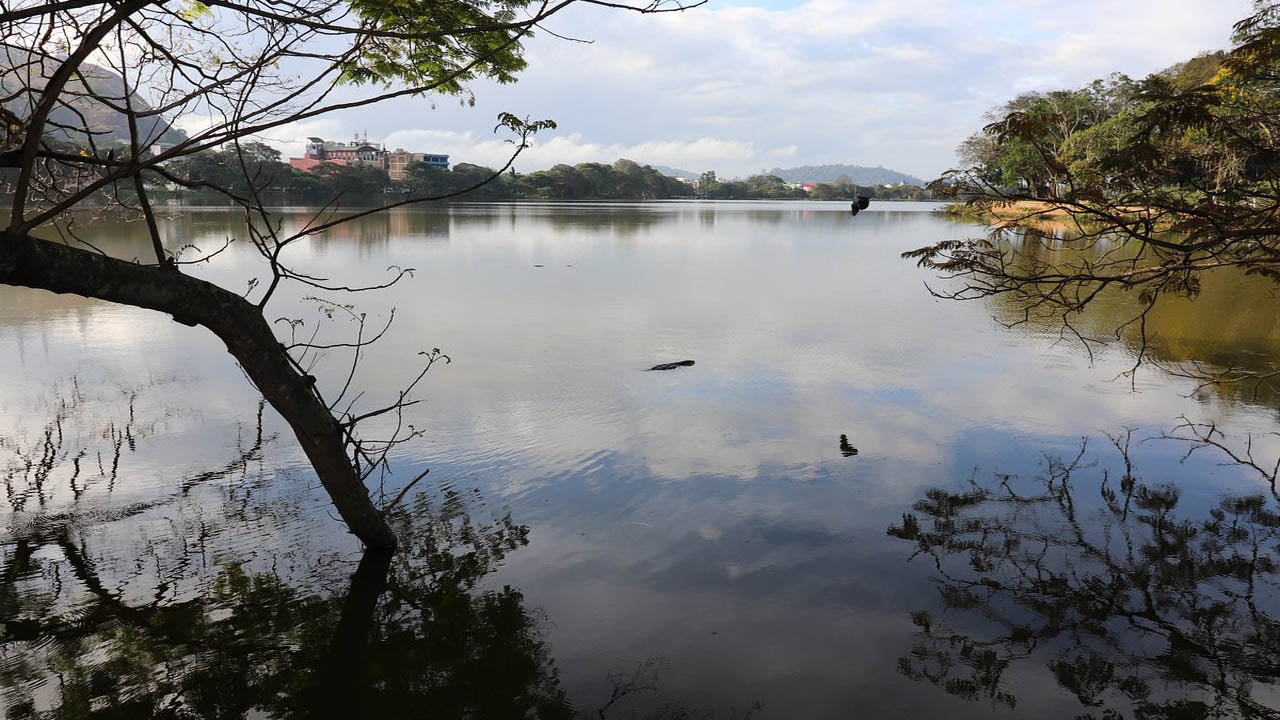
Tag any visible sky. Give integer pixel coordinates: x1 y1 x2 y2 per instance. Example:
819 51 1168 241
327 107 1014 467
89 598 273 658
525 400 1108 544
255 0 1257 181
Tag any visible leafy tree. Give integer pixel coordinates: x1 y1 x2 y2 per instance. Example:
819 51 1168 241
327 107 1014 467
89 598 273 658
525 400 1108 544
576 161 616 197
743 174 797 199
698 170 719 197
398 159 690 200
403 161 449 196
908 2 1280 393
1162 50 1230 89
162 142 291 193
308 162 392 195
807 182 854 200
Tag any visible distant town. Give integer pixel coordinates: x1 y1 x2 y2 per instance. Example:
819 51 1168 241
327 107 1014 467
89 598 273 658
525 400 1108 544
279 133 930 194
289 133 451 181
140 133 945 202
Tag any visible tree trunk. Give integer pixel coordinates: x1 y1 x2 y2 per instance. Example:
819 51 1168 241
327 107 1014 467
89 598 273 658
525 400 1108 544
0 230 398 550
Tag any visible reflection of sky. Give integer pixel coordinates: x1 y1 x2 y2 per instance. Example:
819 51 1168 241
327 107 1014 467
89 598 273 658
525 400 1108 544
171 200 1279 483
3 202 1279 716
482 429 1269 716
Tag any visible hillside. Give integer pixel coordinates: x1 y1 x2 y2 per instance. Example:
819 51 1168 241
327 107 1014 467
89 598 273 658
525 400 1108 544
1 49 187 149
1157 50 1227 89
649 164 699 180
768 164 924 186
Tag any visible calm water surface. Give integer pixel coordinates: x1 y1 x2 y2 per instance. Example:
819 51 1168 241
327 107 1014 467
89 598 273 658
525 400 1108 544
2 201 1279 718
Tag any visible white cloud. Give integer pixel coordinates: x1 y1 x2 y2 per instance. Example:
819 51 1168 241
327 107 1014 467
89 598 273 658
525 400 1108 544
236 0 1257 178
258 117 345 161
372 129 776 176
171 114 221 139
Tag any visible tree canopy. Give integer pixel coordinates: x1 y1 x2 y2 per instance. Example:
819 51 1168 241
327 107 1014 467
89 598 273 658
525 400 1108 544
910 1 1280 390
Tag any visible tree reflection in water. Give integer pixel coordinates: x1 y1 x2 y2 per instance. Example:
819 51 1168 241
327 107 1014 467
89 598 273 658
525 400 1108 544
888 430 1280 719
0 384 760 719
0 490 572 719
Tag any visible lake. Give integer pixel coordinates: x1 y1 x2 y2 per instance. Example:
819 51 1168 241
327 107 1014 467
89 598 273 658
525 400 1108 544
2 200 1278 718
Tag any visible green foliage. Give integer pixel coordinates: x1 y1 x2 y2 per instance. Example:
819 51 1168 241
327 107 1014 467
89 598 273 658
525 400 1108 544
951 34 1274 204
178 1 212 21
403 158 692 200
337 0 534 93
1160 51 1228 89
159 142 290 194
910 2 1280 359
960 76 1140 196
309 162 392 195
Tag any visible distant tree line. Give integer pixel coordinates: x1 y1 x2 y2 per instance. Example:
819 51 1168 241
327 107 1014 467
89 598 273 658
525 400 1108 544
693 170 941 201
154 147 945 201
954 51 1230 198
407 158 689 199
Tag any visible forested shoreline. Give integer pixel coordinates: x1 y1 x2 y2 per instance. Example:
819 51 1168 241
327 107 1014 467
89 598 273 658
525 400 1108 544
950 50 1234 202
152 147 943 202
911 4 1280 396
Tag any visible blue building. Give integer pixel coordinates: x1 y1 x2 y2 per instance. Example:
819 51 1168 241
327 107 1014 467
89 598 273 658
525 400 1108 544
386 150 450 180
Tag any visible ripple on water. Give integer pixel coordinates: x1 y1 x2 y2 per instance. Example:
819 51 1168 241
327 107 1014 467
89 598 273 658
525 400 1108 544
4 203 1280 718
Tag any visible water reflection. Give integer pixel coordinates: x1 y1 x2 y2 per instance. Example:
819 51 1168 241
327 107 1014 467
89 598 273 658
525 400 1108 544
1 376 271 514
0 492 571 719
957 225 1280 412
0 482 766 719
0 388 759 719
888 432 1280 717
0 386 562 717
7 202 1280 718
306 209 451 255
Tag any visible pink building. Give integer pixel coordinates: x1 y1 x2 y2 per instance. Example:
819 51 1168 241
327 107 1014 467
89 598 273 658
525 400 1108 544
290 134 448 179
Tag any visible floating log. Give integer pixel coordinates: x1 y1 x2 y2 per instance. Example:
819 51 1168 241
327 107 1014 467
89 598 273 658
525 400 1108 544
647 360 695 371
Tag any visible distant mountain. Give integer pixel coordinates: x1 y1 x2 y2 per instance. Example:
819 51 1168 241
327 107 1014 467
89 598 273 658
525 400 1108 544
1 49 187 149
768 164 924 186
649 164 699 181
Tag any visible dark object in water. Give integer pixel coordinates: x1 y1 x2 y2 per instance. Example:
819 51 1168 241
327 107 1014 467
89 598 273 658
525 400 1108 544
839 434 858 457
850 195 871 216
648 360 696 371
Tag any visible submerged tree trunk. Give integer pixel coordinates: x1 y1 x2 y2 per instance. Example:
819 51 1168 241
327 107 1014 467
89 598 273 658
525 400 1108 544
307 547 393 714
0 230 397 550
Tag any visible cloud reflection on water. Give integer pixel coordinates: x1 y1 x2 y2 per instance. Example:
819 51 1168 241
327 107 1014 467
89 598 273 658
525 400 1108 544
4 202 1280 717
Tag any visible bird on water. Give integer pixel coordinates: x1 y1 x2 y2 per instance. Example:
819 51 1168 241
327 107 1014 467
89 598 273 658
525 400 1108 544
839 434 858 457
